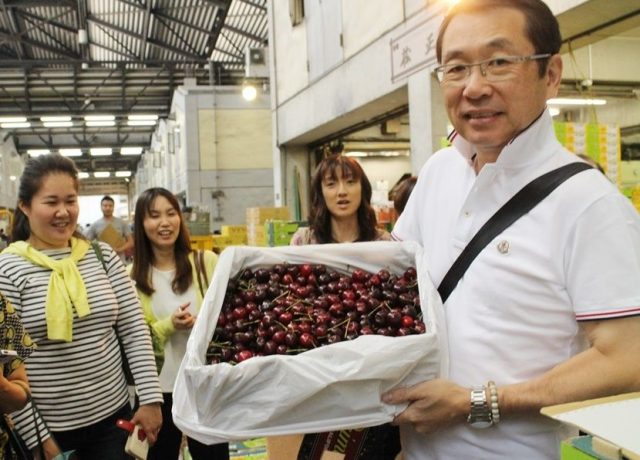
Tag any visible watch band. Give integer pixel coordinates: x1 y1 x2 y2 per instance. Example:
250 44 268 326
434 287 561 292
467 385 493 428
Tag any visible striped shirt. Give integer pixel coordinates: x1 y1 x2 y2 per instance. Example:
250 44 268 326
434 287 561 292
0 241 162 447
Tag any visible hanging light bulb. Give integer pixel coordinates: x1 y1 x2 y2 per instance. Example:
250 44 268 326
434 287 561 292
242 82 257 101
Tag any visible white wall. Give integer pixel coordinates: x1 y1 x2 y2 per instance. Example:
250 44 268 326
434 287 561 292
135 84 275 231
0 135 24 209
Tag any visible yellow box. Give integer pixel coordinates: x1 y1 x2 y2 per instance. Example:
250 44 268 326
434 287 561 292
221 225 247 244
190 235 214 251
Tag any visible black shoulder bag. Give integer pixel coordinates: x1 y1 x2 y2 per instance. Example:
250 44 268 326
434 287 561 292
91 241 135 385
437 162 592 304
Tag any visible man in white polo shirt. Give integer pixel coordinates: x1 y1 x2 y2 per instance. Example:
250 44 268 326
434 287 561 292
386 0 640 458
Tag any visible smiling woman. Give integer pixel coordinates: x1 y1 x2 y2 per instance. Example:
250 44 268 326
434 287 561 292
129 187 229 460
0 154 163 459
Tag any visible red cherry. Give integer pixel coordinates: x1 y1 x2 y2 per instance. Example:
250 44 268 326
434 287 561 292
272 330 286 344
299 332 315 348
299 264 313 277
236 350 254 362
401 315 415 328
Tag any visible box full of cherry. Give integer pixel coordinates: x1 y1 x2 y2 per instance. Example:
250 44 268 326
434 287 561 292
173 241 447 445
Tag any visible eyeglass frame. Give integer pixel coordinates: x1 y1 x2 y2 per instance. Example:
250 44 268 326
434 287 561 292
433 53 552 85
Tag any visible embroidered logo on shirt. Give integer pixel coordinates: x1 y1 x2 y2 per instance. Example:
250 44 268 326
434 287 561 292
497 240 510 254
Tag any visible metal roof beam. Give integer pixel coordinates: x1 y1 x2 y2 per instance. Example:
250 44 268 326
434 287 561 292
0 28 78 58
87 14 203 60
0 0 75 7
2 3 25 59
17 10 77 34
206 1 231 55
237 0 266 13
139 0 151 61
222 22 265 42
202 0 230 9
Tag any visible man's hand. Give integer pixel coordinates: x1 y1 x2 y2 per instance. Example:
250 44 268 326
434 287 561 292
382 379 469 434
130 403 162 445
171 303 195 330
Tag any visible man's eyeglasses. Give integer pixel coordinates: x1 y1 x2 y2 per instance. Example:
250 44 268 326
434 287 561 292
433 54 552 85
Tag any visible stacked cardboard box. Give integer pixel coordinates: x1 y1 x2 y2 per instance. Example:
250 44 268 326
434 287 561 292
245 207 290 246
264 220 306 246
184 211 211 236
211 235 234 253
221 225 248 244
190 235 214 251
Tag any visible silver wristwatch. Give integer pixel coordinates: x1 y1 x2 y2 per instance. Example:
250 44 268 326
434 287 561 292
467 386 493 428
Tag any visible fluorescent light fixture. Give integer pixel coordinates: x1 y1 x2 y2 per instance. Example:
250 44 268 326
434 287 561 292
9 175 17 181
86 121 115 127
93 171 111 178
60 148 83 157
127 120 156 126
84 115 115 121
40 116 71 122
0 116 27 123
547 98 606 106
115 171 132 177
90 148 112 156
1 122 31 128
43 121 73 128
78 172 90 179
242 84 257 101
549 107 561 117
27 149 50 156
128 114 158 121
121 147 143 155
345 151 409 158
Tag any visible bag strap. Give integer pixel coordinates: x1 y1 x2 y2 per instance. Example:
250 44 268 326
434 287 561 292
193 250 208 298
437 162 592 304
91 240 108 273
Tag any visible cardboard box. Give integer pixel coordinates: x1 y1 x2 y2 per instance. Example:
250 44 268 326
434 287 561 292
542 392 640 460
186 221 211 236
221 225 248 244
211 235 234 251
190 235 214 251
264 220 306 247
246 207 290 224
246 223 266 246
266 435 344 460
561 436 600 460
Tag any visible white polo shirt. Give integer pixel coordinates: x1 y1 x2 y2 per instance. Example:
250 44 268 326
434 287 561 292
392 110 640 459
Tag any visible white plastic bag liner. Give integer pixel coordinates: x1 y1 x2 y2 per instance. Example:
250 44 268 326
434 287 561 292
173 241 448 444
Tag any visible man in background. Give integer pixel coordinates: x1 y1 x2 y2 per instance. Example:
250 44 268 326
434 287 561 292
85 195 133 261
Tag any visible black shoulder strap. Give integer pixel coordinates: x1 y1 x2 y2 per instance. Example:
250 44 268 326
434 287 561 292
91 240 108 273
437 162 592 304
193 250 208 297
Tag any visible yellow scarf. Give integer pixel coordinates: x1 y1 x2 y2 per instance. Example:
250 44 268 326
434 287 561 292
4 237 91 342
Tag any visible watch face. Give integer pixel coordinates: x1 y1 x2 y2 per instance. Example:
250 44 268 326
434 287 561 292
470 419 493 429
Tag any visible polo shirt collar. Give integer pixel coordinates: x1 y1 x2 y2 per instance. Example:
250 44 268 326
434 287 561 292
450 108 558 169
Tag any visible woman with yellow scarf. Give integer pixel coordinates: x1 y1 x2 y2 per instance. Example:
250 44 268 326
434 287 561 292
0 154 162 459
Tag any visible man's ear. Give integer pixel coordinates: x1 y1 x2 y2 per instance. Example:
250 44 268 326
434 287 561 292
545 54 563 98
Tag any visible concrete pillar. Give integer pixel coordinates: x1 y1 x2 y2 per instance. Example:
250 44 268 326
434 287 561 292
408 68 448 174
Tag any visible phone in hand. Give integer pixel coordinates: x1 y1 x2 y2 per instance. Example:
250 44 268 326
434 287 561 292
0 349 18 364
116 419 149 460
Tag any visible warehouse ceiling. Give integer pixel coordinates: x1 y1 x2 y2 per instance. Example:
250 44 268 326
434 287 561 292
0 0 268 189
